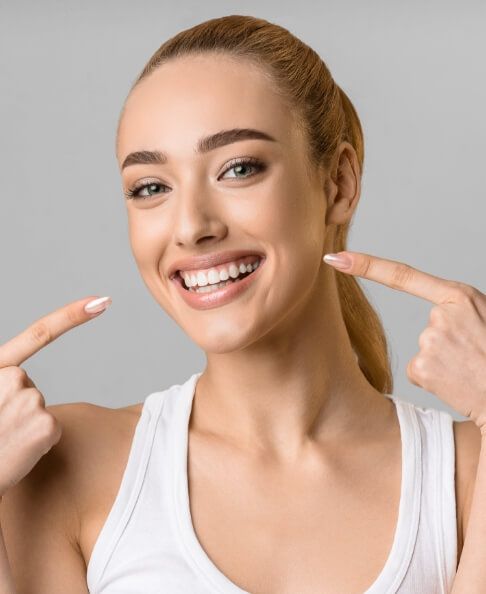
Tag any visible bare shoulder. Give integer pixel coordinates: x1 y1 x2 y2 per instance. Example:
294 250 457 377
1 397 143 592
47 401 143 563
452 419 482 563
46 400 141 458
44 400 142 507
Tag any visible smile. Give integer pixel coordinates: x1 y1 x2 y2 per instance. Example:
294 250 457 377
171 256 266 310
181 255 262 290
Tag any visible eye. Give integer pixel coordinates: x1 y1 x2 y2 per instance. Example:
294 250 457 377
124 180 169 201
219 157 266 180
124 157 266 201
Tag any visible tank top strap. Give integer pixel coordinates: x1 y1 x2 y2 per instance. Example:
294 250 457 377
86 377 458 594
86 387 169 589
432 407 458 589
364 396 422 593
390 398 458 593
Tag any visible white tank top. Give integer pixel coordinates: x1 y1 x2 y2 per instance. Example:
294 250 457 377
86 371 457 593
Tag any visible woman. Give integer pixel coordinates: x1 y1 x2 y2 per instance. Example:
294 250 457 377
1 14 484 594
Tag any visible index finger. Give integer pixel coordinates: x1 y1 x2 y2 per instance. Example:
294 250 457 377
326 251 459 304
0 296 111 369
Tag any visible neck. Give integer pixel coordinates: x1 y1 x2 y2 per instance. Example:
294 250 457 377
190 271 390 461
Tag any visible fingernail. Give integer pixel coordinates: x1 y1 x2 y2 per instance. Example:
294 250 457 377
323 252 352 269
84 296 112 314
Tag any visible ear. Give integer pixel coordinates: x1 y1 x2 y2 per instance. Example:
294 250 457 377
324 141 361 226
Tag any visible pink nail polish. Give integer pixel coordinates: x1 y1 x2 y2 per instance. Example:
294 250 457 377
84 296 112 314
323 253 352 269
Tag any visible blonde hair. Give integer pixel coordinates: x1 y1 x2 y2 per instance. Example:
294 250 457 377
121 14 394 394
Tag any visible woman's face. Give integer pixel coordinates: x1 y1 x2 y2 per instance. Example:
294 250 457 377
117 53 343 353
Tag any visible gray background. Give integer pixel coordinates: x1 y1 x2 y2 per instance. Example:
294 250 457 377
0 1 484 420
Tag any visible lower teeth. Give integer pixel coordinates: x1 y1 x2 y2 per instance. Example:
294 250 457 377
189 275 246 293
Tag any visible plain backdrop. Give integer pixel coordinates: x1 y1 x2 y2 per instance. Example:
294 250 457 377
0 0 484 420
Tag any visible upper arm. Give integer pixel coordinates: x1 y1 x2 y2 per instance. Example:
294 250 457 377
0 403 90 593
453 419 482 566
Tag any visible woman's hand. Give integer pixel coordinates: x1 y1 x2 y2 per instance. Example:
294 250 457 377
0 296 111 498
324 251 486 433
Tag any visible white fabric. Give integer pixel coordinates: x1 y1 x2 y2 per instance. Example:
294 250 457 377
87 371 457 593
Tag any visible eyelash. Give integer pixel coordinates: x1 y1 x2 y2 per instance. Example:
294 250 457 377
124 156 266 200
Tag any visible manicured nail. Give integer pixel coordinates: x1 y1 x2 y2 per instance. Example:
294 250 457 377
323 253 352 269
84 296 112 314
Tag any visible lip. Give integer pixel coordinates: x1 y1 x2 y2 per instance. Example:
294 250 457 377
167 249 266 280
171 256 266 310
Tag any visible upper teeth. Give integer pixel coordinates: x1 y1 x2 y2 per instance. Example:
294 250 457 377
181 257 262 288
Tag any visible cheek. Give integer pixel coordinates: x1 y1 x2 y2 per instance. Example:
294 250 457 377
262 179 324 261
127 213 169 269
259 185 325 305
264 164 322 231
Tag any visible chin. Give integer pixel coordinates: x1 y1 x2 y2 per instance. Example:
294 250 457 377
187 320 262 355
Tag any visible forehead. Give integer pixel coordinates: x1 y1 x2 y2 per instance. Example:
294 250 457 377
117 54 298 164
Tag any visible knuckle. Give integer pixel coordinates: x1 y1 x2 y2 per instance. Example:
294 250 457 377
10 365 28 382
29 320 52 347
418 327 441 351
29 389 46 409
429 305 446 326
451 282 478 303
406 359 419 384
408 356 427 380
19 388 45 410
5 366 28 389
38 411 58 438
390 263 415 290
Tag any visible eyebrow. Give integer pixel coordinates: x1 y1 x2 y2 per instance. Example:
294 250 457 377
120 128 277 171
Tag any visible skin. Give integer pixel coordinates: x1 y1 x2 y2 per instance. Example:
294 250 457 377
117 52 395 462
0 51 483 593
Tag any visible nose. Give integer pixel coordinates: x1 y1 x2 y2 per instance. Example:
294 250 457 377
172 182 228 249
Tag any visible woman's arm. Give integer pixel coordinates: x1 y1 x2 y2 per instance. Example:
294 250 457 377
0 404 90 594
451 428 486 593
